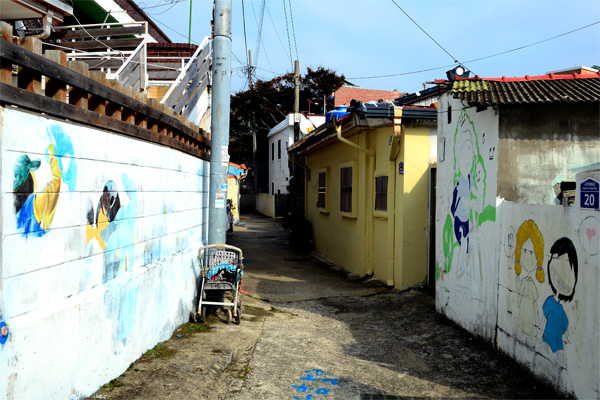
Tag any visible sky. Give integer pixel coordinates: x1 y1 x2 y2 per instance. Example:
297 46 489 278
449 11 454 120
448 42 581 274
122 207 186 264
140 0 600 97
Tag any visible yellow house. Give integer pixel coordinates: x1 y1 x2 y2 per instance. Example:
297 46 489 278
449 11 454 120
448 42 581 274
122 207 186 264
227 162 248 224
289 101 437 289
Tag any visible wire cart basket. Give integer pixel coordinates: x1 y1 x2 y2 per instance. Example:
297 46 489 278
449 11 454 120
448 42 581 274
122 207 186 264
194 244 244 324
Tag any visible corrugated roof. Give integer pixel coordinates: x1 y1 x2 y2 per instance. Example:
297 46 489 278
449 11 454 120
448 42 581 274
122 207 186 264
440 73 600 105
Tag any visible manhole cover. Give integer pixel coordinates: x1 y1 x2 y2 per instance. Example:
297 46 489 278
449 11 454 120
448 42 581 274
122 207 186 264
361 396 428 400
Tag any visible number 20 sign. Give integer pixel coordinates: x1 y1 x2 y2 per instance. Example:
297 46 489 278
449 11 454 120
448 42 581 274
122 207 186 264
580 178 599 210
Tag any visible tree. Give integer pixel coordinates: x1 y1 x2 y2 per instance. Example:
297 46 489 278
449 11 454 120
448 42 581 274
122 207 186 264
229 67 345 193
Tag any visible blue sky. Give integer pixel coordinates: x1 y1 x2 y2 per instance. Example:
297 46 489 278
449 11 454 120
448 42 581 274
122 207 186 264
142 0 600 96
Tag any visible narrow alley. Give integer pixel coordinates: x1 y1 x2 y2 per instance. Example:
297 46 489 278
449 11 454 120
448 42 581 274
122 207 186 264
87 214 567 400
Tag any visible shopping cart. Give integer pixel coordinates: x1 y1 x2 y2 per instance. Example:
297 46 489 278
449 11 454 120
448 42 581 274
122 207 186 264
194 244 243 324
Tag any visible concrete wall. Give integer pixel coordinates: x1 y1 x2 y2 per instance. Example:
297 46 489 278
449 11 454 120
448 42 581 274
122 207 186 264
497 201 599 399
435 94 500 340
255 193 275 218
436 92 600 397
497 103 600 205
0 107 208 399
268 130 291 195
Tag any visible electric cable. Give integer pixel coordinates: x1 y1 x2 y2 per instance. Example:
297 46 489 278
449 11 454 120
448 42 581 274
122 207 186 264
265 4 290 63
287 0 299 61
350 19 600 80
282 0 294 69
241 0 249 67
254 0 267 68
389 0 472 74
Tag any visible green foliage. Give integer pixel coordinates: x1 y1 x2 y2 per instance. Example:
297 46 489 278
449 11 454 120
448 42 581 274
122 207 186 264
229 67 345 191
141 342 177 360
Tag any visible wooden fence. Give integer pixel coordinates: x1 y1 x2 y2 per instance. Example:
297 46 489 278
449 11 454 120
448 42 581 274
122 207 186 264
0 22 210 160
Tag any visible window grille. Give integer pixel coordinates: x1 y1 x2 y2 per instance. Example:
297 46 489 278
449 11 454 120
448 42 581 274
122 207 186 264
317 171 327 208
340 166 353 213
375 176 388 211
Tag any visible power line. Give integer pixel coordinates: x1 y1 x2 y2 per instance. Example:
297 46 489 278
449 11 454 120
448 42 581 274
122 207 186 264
466 20 600 64
265 4 290 63
145 3 180 16
388 0 472 74
287 0 298 61
349 19 600 80
241 0 249 66
281 0 294 69
151 16 246 70
254 0 267 67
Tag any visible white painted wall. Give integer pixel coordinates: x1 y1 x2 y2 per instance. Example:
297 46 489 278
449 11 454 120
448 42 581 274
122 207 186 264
497 201 599 399
435 94 500 340
267 114 325 195
436 92 600 398
255 193 275 218
0 107 208 399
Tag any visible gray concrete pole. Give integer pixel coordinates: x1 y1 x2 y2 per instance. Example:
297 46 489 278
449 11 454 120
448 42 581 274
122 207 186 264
208 0 232 245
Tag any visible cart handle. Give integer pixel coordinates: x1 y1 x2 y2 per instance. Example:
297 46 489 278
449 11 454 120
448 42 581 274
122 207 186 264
197 243 244 260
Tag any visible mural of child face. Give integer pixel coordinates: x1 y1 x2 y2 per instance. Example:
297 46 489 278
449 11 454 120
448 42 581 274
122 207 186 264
549 254 575 298
520 238 537 274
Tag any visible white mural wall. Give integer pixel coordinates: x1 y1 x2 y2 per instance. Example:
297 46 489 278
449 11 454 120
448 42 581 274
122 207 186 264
0 107 208 399
436 93 600 398
435 95 499 340
497 203 599 399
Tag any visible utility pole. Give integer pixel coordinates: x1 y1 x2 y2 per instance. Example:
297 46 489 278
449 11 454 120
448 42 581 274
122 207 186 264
293 60 300 141
249 50 258 197
188 0 193 44
208 0 232 245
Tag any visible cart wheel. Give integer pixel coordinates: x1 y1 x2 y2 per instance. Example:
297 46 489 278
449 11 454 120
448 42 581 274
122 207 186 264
199 306 206 323
192 307 198 323
227 309 232 324
234 310 241 325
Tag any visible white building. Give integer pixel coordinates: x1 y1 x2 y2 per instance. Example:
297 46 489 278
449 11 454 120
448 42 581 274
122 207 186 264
267 113 325 195
256 113 325 218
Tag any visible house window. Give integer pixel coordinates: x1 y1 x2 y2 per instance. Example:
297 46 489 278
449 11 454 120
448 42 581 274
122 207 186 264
271 143 274 161
340 166 353 213
278 139 281 159
317 170 327 210
375 176 388 211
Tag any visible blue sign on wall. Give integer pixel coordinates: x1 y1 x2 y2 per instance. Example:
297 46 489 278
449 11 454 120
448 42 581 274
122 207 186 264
399 162 404 175
580 178 599 210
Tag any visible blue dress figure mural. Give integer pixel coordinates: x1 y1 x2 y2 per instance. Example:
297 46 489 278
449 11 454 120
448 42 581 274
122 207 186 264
542 237 578 353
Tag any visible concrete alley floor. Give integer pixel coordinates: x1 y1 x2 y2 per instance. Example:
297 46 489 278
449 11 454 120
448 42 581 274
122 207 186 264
86 213 568 400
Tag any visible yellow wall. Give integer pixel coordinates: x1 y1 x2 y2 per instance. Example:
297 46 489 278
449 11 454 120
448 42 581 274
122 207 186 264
304 123 434 289
306 134 368 276
227 177 240 221
398 126 434 288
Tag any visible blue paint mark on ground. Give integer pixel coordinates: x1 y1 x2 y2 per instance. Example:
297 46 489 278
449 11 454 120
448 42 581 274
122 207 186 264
292 369 338 399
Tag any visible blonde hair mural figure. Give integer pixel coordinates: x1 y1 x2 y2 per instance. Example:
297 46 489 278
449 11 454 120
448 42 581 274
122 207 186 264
514 219 545 345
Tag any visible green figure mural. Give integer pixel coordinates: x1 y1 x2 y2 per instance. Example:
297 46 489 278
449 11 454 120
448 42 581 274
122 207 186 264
439 109 496 282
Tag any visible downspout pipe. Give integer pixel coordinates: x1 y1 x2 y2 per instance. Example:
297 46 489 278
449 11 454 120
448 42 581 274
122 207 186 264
333 119 371 156
333 119 375 276
387 107 403 287
32 10 53 39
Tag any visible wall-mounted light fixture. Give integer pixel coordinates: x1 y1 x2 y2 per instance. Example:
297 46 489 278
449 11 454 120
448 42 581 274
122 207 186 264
446 66 471 81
